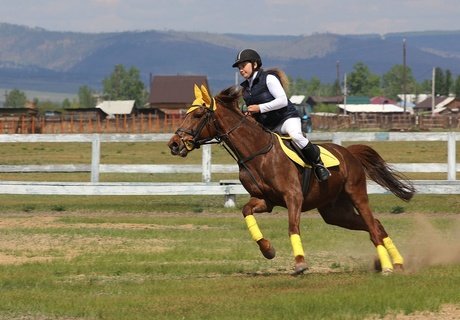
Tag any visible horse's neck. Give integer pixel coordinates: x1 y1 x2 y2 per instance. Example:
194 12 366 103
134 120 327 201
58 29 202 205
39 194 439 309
216 108 271 158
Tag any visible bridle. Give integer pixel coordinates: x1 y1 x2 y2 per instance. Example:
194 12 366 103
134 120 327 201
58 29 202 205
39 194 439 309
175 105 219 151
175 102 274 164
174 101 274 193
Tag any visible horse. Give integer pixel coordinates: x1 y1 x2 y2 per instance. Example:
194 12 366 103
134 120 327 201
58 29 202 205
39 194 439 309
168 84 415 275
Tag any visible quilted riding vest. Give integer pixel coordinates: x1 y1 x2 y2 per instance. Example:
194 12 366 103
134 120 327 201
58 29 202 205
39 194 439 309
241 69 299 130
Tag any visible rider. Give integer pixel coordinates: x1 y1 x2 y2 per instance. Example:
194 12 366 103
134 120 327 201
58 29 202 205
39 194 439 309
232 48 330 182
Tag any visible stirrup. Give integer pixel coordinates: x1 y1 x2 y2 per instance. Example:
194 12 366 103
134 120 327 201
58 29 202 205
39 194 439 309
314 163 330 182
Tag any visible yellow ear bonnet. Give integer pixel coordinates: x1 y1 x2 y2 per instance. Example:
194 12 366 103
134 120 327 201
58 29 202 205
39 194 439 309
187 84 216 114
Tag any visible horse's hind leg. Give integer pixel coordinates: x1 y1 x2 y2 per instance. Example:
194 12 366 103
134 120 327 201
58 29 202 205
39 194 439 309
242 197 276 259
345 187 404 274
319 192 402 274
375 220 404 271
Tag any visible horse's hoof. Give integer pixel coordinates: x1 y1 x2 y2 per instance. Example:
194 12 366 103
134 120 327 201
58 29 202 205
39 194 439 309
393 263 404 273
381 268 393 276
291 262 308 276
261 244 276 260
257 239 276 259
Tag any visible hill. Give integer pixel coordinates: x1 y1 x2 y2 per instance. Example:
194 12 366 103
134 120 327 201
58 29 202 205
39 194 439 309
1 23 460 95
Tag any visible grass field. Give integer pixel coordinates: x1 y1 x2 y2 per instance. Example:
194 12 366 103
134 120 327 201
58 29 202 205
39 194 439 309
0 139 459 319
0 212 458 319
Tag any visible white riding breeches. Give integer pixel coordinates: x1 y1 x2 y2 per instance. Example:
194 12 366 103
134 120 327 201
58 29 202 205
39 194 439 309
275 117 309 149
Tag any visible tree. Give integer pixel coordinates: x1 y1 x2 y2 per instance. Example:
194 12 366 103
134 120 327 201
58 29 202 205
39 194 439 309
382 64 417 100
306 76 322 96
347 62 381 96
434 67 445 96
444 69 453 96
4 88 27 107
102 64 146 106
78 85 97 108
454 75 460 96
62 98 72 109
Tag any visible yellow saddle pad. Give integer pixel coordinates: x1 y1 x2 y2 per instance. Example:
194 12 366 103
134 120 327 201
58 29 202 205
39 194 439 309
274 133 340 168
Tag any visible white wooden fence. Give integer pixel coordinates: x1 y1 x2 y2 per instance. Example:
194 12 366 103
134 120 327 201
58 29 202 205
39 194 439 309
0 133 459 207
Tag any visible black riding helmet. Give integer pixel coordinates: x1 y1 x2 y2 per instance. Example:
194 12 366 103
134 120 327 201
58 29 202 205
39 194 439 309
232 49 262 68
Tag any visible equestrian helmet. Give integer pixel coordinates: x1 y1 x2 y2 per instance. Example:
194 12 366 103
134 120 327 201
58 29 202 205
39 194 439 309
232 49 262 68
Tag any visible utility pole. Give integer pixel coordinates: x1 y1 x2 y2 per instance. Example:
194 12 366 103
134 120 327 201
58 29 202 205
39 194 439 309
343 73 347 115
336 60 340 96
403 38 407 113
432 67 436 114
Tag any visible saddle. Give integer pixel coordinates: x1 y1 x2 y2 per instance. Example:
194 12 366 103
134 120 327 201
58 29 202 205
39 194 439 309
274 133 340 194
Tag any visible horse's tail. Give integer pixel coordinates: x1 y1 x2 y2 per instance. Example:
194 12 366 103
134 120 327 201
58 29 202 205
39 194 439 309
347 144 416 201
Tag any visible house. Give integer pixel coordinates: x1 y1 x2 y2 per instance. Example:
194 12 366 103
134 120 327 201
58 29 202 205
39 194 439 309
290 95 311 115
370 96 397 105
398 94 430 105
412 96 455 114
96 100 136 119
64 107 105 120
345 96 370 104
305 96 344 108
337 104 405 114
148 75 209 117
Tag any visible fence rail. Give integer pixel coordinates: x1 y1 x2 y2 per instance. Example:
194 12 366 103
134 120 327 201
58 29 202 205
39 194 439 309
0 132 459 206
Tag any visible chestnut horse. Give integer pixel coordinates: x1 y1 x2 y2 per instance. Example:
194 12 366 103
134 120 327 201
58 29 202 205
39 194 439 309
168 85 415 275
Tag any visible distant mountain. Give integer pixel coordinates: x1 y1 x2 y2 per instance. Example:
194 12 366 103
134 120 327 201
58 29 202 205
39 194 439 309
1 23 460 95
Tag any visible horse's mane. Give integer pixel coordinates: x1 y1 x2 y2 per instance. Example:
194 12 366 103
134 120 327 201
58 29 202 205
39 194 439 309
215 85 269 131
215 85 242 106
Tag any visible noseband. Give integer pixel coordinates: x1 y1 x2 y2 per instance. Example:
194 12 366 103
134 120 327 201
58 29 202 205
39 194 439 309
175 105 221 150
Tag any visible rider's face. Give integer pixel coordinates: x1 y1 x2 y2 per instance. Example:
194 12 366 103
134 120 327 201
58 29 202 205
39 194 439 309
237 61 254 79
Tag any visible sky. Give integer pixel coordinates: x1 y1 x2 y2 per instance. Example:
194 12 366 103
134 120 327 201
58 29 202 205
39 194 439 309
1 0 459 36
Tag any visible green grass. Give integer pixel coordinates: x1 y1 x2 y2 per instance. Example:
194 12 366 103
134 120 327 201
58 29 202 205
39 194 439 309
0 213 458 319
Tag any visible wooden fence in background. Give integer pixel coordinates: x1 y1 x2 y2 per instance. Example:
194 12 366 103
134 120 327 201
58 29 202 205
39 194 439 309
1 113 460 134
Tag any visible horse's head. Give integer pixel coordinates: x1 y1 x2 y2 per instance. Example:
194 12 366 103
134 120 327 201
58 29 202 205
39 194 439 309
168 84 220 157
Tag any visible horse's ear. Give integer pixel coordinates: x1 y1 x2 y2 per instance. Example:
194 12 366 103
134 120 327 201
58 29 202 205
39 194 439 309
194 84 202 100
200 85 212 106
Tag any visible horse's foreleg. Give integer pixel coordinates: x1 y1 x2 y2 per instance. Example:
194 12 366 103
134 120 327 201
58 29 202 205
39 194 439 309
287 200 307 275
242 198 276 259
290 233 307 275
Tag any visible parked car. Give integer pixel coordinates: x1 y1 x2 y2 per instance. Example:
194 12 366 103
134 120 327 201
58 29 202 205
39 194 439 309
301 113 313 133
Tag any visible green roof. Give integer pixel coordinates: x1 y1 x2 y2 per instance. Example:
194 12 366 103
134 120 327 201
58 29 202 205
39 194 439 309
346 96 370 104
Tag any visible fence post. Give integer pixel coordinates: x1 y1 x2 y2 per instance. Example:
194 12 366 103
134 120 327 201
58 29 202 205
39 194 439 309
447 132 456 181
332 133 342 145
91 134 101 183
202 144 211 183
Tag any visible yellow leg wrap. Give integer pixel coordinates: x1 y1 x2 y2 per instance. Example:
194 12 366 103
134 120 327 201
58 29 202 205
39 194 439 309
377 245 393 271
245 215 263 242
290 234 305 257
383 237 404 265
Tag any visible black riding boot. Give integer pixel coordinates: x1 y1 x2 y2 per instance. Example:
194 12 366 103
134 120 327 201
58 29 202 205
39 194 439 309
301 142 330 182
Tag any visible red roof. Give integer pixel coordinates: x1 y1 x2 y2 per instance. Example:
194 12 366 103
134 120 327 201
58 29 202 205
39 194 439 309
149 75 209 105
370 96 397 105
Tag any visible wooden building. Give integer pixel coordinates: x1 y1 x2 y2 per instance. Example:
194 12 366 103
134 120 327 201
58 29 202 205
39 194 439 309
148 75 209 117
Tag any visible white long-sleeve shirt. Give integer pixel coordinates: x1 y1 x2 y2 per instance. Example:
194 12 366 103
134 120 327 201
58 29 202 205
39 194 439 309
249 71 288 113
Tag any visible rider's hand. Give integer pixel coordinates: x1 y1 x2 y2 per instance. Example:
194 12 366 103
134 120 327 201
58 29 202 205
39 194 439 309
246 105 260 114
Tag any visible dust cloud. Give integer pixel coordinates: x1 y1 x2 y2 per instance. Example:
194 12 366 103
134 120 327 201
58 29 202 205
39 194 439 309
404 214 460 273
